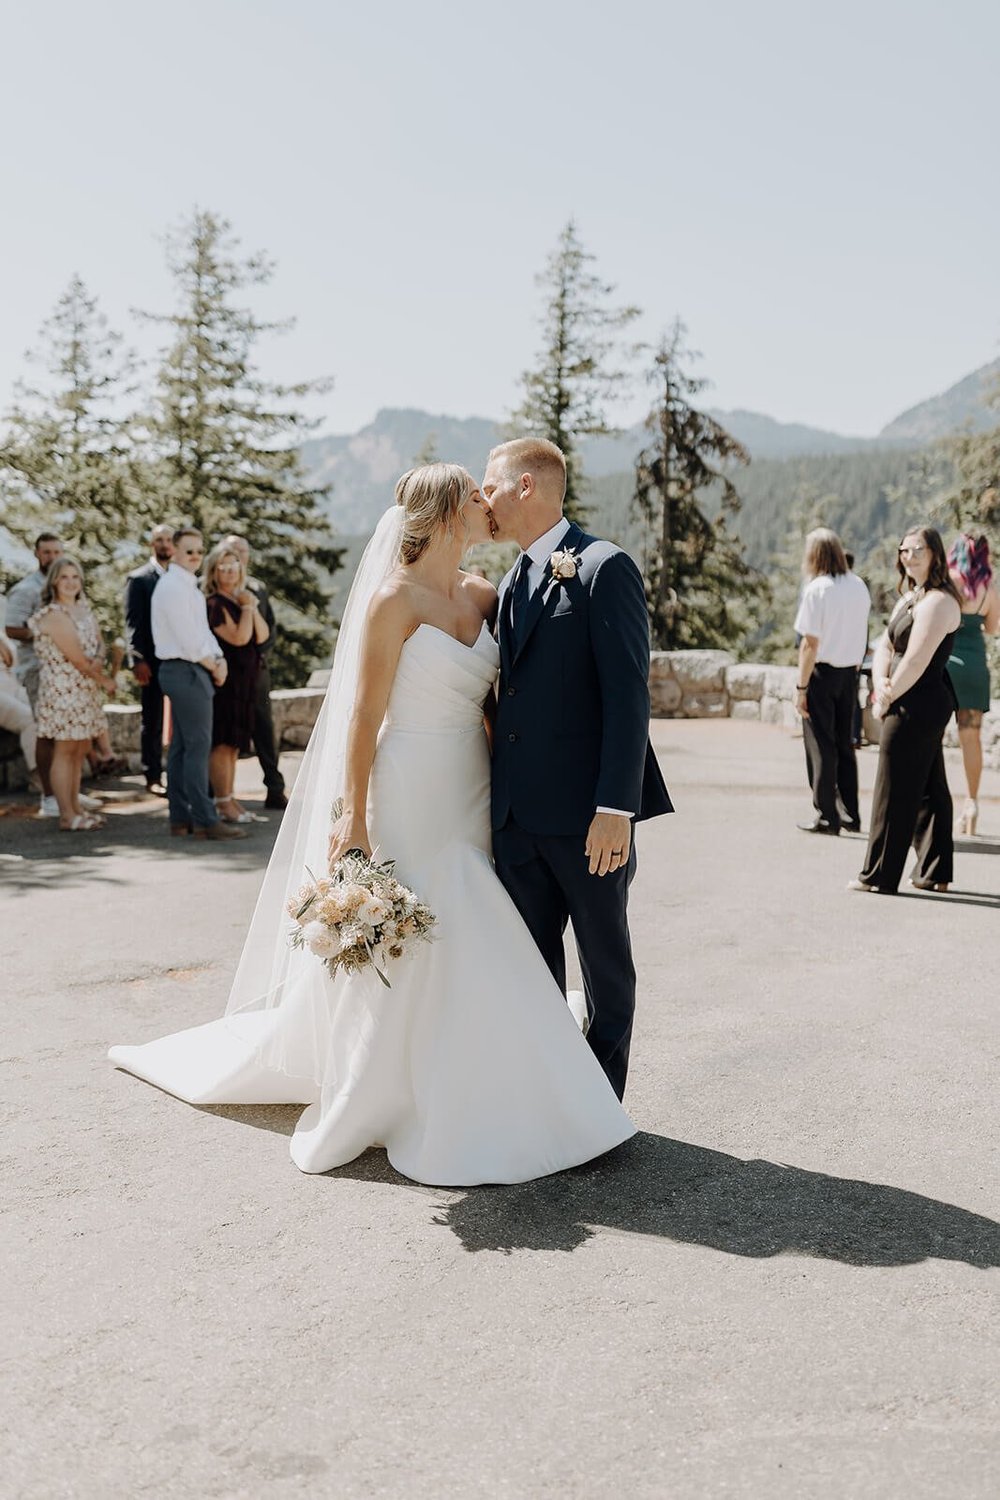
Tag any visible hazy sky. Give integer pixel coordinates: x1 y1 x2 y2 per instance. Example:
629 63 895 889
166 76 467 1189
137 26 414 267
2 0 997 438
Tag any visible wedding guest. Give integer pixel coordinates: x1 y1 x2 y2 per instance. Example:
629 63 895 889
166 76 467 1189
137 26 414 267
204 542 269 823
946 532 999 835
29 557 116 832
124 523 175 794
794 528 871 834
5 533 64 816
151 528 247 842
222 534 286 810
0 633 37 783
849 526 961 894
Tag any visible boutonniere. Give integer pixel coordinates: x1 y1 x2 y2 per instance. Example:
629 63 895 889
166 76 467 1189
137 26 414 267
549 548 580 581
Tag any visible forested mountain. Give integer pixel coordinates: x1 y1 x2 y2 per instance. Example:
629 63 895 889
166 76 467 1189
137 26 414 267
879 360 1000 443
305 359 996 549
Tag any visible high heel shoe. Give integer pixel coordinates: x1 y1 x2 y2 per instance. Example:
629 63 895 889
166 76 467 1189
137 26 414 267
909 877 950 892
955 799 978 836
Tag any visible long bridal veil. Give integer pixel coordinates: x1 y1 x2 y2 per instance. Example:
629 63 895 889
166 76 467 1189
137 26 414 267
220 505 405 1069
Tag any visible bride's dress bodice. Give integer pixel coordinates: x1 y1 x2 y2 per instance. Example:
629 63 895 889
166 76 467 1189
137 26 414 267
371 623 499 872
384 622 498 732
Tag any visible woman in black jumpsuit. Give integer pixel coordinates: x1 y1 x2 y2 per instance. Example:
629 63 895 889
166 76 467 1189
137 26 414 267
850 527 961 895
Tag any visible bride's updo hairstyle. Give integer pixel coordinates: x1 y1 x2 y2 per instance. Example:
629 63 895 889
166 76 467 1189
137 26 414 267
395 463 475 565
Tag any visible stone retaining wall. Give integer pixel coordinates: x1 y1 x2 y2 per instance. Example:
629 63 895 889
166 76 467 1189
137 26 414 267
3 653 998 790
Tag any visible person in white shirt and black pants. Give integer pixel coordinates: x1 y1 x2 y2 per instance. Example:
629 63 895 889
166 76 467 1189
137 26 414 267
794 528 871 835
151 528 247 842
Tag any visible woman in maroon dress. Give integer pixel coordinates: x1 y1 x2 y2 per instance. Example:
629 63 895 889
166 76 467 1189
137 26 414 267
204 544 269 822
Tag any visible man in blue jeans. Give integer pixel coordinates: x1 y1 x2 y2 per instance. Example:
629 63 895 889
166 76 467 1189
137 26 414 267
151 528 248 842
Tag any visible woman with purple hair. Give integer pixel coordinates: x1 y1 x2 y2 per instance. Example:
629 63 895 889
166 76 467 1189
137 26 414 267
947 532 999 835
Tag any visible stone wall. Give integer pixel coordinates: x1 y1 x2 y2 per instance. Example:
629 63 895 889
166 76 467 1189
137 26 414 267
3 653 998 789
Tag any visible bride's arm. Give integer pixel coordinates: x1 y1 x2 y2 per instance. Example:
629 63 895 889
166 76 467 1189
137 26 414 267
328 588 413 868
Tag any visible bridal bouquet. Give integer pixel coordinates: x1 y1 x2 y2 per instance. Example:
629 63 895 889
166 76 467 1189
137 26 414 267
286 849 436 988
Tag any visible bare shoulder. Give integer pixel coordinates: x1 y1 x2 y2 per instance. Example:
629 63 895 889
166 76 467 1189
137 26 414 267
366 576 420 638
460 570 499 623
921 589 961 626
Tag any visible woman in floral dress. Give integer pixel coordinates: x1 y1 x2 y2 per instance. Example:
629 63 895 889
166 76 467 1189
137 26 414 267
30 557 117 832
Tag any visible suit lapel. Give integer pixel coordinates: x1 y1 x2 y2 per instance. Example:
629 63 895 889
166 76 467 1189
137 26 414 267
511 523 585 666
498 565 517 665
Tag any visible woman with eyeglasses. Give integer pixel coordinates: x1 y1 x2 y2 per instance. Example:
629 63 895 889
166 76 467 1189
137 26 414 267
849 526 961 894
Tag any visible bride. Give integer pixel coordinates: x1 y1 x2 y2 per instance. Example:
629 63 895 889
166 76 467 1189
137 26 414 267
110 464 635 1184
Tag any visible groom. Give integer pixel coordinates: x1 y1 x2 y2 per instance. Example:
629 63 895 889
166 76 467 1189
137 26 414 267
482 438 672 1100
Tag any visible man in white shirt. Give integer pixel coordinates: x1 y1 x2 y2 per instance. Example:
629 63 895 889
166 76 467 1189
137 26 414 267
152 528 246 842
793 528 871 835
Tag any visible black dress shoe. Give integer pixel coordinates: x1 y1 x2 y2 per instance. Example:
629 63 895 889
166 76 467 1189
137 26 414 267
797 819 840 835
264 791 288 810
842 820 862 834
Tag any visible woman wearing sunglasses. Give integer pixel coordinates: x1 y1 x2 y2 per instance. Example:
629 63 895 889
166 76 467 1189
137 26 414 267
849 526 961 894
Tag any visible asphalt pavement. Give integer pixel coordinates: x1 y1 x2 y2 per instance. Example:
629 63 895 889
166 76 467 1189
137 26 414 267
2 722 998 1499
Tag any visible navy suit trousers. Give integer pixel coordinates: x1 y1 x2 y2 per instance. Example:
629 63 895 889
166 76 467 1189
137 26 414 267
493 822 637 1101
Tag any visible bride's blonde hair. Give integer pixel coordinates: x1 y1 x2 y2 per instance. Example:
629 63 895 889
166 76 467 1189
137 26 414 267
395 463 475 565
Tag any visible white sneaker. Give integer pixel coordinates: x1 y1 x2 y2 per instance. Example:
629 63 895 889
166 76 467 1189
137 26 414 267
79 793 103 812
38 795 60 818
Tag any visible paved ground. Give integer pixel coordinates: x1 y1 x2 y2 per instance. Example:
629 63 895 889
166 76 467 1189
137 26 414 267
3 723 999 1500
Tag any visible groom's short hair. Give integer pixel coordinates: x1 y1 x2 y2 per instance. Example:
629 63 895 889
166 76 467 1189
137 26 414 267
489 438 567 501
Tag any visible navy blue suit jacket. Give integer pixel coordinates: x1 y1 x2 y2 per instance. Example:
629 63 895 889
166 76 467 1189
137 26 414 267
124 560 162 667
491 522 673 836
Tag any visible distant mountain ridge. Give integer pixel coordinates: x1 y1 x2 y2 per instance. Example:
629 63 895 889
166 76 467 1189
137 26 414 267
878 360 1000 442
304 360 998 534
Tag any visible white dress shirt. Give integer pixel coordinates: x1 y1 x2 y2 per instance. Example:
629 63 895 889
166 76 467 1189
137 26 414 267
151 565 224 663
794 572 871 666
517 518 633 821
522 517 572 594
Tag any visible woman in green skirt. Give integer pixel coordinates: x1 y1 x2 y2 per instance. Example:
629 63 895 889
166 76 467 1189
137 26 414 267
946 533 999 834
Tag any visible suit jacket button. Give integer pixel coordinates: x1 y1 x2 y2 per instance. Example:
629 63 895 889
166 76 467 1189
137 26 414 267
507 732 517 743
506 686 516 696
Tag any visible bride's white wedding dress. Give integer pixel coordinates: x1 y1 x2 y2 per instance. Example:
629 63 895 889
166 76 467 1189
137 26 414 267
109 618 635 1184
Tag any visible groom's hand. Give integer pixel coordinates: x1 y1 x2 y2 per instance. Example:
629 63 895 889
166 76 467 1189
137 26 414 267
585 813 632 877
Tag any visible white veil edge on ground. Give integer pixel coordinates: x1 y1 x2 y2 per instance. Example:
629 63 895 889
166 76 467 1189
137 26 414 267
223 504 405 1022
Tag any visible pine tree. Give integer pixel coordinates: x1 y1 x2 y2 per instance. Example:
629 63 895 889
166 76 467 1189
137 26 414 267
0 276 149 633
633 322 762 651
512 220 639 522
137 209 343 685
943 373 1000 528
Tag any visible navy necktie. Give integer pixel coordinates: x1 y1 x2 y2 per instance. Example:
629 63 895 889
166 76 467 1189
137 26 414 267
509 552 532 647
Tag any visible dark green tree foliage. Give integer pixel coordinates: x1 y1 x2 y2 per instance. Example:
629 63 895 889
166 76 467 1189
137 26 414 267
944 373 1000 529
138 210 343 684
512 220 639 522
0 276 149 633
633 323 762 650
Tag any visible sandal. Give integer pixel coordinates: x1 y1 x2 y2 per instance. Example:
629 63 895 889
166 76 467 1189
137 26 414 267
215 797 253 824
60 814 102 832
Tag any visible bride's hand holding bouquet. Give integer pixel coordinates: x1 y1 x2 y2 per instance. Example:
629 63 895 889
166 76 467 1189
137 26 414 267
328 805 372 869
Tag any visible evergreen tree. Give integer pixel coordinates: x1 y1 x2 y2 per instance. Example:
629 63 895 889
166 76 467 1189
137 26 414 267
633 322 762 651
512 220 639 522
137 209 343 684
412 432 439 466
0 276 148 632
943 373 1000 529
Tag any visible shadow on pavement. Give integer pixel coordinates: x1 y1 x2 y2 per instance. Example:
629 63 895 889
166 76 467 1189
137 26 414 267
426 1133 1000 1266
954 835 1000 856
0 793 280 893
200 1118 1000 1269
896 889 1000 909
